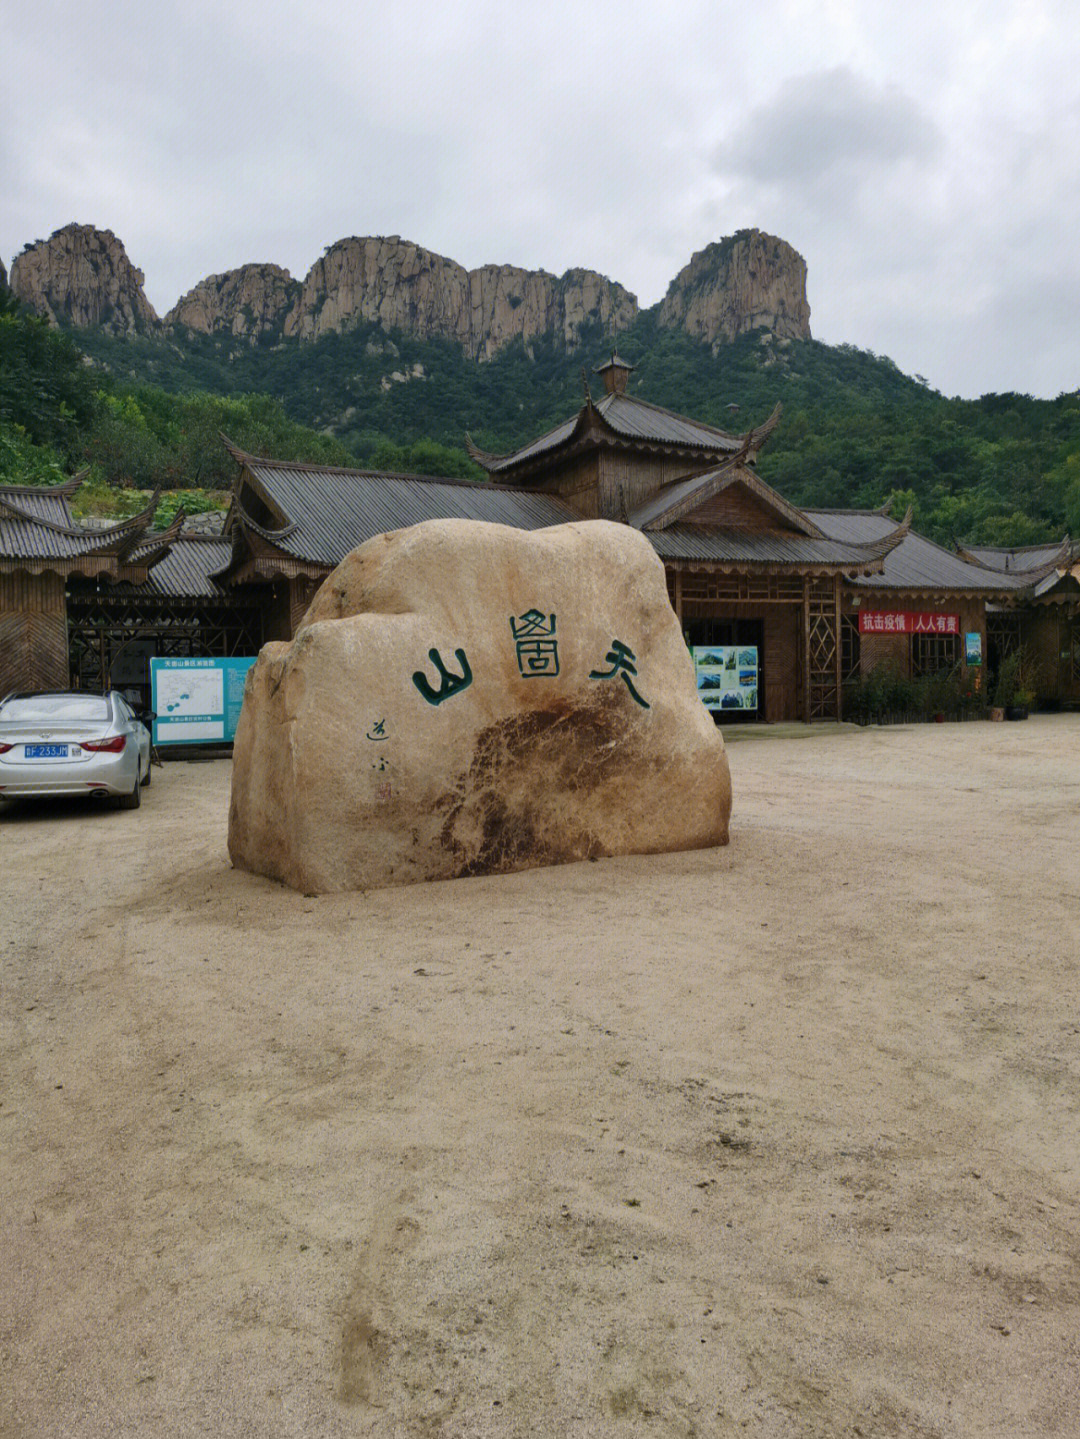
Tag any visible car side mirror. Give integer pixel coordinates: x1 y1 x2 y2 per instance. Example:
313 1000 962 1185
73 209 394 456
140 710 157 724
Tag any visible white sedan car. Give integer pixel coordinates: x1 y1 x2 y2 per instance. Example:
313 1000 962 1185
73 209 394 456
0 690 152 809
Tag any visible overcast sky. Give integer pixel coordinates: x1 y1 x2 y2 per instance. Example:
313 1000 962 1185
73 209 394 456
3 0 1078 399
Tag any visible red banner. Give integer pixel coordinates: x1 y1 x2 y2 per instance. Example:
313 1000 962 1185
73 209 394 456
858 611 959 635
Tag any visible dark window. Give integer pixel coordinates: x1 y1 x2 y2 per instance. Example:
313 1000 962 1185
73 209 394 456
911 634 959 677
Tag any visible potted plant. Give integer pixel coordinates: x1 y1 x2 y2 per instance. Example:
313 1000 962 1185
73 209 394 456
993 649 1036 720
992 651 1020 720
1009 685 1035 721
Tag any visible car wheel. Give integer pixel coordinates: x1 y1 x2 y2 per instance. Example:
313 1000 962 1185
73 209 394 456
117 771 141 810
142 755 152 787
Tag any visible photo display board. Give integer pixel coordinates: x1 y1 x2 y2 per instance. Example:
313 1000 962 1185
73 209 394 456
151 657 257 744
691 645 758 713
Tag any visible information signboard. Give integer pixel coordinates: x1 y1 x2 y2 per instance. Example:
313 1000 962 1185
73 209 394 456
691 645 758 713
150 656 257 745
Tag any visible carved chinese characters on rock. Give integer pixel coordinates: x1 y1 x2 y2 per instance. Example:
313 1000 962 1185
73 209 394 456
589 639 650 708
412 647 473 705
510 609 559 677
410 613 651 706
229 518 732 892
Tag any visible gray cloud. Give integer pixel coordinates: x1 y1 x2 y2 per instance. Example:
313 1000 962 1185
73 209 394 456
2 1 1078 398
715 68 941 186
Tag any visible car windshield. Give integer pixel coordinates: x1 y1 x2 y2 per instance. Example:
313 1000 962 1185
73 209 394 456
0 694 111 722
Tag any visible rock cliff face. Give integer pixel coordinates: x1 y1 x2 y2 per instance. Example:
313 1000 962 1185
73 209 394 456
281 237 638 358
657 230 810 346
8 224 811 353
165 264 300 339
0 256 7 291
9 225 158 334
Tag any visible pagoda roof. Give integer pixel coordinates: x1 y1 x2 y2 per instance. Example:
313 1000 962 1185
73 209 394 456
953 537 1080 597
466 394 780 479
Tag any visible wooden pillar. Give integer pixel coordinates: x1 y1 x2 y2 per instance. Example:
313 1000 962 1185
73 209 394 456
802 576 812 723
834 576 843 722
674 568 684 629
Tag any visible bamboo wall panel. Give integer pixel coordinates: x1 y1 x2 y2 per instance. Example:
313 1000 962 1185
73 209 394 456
1025 609 1078 700
542 454 601 518
845 596 989 686
598 452 700 518
0 572 67 695
289 577 321 634
763 607 799 721
682 486 782 531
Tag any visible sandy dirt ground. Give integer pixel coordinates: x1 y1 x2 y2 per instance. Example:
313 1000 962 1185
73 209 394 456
2 716 1079 1438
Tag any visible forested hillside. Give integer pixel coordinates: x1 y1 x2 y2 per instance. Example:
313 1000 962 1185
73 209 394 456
3 282 1078 545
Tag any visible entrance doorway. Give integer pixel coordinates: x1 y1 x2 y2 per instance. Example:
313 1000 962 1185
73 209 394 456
683 616 765 724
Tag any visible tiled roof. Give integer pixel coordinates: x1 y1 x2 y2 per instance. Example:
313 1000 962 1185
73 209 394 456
237 458 579 567
807 510 1032 593
645 524 898 570
630 460 822 537
0 484 155 562
962 540 1069 574
473 391 746 475
145 536 234 598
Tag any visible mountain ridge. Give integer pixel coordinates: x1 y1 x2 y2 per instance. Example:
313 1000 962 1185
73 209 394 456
9 223 812 358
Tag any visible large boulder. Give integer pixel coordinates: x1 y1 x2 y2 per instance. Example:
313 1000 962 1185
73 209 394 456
228 519 731 892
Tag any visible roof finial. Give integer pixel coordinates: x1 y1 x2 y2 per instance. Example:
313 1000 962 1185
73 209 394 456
593 352 635 397
581 367 594 406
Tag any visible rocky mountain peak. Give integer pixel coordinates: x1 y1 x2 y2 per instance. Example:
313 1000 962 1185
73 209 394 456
6 223 811 355
165 264 300 340
657 229 811 346
9 224 159 334
279 237 638 359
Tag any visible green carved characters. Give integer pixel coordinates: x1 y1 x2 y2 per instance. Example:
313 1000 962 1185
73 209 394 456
410 618 649 709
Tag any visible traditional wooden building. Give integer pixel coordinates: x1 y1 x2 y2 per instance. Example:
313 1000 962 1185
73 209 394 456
0 477 261 703
956 539 1080 703
464 355 1032 719
0 358 1062 720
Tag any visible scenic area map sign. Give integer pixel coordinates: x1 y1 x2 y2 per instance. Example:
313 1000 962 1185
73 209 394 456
150 656 257 745
691 645 758 713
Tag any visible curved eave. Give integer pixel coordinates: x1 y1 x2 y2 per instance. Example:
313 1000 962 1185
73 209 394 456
0 485 160 552
467 397 776 482
0 469 89 503
477 430 753 487
665 557 885 578
955 537 1071 580
741 401 783 455
465 404 595 475
127 509 186 567
862 507 913 562
234 506 300 545
211 524 324 586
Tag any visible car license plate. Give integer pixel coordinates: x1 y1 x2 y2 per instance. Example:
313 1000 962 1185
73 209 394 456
25 744 68 758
